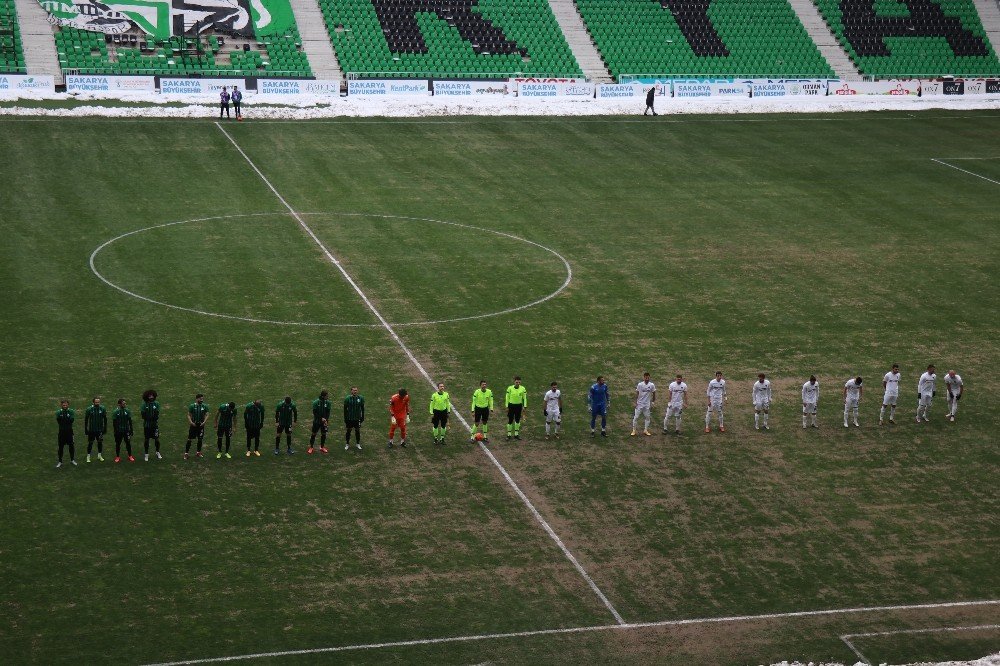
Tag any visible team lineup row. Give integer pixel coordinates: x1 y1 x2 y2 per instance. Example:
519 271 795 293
50 367 965 467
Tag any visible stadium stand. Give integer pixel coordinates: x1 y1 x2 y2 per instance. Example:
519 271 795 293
320 0 582 78
0 0 26 73
813 0 1000 77
54 27 312 77
574 0 836 80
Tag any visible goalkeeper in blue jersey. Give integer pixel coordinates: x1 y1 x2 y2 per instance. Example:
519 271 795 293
588 376 610 437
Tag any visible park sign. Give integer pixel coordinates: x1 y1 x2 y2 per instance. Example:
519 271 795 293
37 0 295 40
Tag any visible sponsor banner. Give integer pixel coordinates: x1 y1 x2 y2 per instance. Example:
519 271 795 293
511 76 582 87
348 79 430 96
920 80 965 96
432 80 510 97
987 80 1000 94
66 74 156 92
0 74 56 93
828 80 919 96
257 79 341 97
160 77 247 95
518 81 595 98
673 82 749 98
596 83 643 99
38 0 296 41
748 80 826 97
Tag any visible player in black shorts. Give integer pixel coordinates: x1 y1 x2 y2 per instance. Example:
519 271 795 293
184 393 210 459
140 389 162 461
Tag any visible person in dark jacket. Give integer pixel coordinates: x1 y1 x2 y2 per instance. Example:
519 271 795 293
231 86 243 120
644 87 657 116
220 86 231 119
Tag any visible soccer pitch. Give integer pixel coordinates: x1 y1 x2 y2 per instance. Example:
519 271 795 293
0 111 998 665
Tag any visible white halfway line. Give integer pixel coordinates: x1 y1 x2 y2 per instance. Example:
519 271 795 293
840 623 1000 665
143 599 1000 665
931 158 1000 186
214 122 624 626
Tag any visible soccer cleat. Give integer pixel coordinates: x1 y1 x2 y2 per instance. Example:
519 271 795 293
70 460 77 466
878 420 883 426
86 455 91 463
601 430 607 437
704 426 710 433
763 425 769 431
803 424 807 429
889 419 895 425
630 429 636 437
254 450 261 457
387 440 394 449
246 450 252 457
844 423 849 428
812 424 819 429
196 451 203 458
183 452 189 460
97 454 104 462
307 447 314 455
675 429 680 435
400 439 407 447
591 430 596 438
216 452 222 459
514 435 521 441
755 426 760 431
356 442 362 450
506 435 511 441
274 448 281 455
56 462 62 468
287 448 295 455
345 443 350 450
114 456 121 463
156 451 162 459
643 430 651 436
144 453 149 462
224 452 232 459
853 421 860 427
320 447 328 454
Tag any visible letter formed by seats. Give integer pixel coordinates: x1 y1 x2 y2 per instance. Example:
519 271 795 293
838 0 989 57
658 0 729 57
371 0 528 57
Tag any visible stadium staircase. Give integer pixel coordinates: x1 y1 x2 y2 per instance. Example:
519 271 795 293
812 0 1000 78
788 0 862 78
11 0 58 79
318 0 583 78
53 27 313 77
973 0 1000 55
289 0 344 79
546 0 612 81
574 0 836 81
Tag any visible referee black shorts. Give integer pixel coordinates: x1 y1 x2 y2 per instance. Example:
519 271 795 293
431 409 449 428
507 404 523 423
474 406 490 423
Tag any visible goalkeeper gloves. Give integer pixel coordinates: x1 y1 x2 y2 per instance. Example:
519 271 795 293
406 415 410 424
956 394 961 401
391 416 397 425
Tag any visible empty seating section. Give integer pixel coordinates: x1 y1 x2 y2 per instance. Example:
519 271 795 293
320 0 581 77
54 27 312 77
575 0 835 80
813 0 1000 77
0 0 25 73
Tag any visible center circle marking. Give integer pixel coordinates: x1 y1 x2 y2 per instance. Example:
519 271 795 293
89 212 572 328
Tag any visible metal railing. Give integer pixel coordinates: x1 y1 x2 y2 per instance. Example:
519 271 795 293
346 70 583 80
62 68 312 78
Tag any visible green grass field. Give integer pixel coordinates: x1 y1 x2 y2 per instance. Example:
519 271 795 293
0 111 998 665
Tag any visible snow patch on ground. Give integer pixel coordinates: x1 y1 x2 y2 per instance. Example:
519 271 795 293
1 91 1000 118
766 653 1000 666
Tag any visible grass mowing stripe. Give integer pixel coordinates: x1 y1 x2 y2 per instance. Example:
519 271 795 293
930 158 1000 186
142 599 1000 665
214 122 626 626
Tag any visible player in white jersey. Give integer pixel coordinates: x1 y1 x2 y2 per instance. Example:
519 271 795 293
916 364 936 422
705 371 727 432
801 376 819 428
879 364 901 425
542 382 563 439
631 373 656 436
944 370 964 422
752 373 772 430
662 374 688 434
843 376 863 427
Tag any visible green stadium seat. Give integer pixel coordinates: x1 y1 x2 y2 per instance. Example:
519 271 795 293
0 0 27 74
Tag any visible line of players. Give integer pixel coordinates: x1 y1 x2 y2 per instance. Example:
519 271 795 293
51 366 965 467
628 365 964 436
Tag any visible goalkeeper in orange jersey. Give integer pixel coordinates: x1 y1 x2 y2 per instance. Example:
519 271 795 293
387 388 410 449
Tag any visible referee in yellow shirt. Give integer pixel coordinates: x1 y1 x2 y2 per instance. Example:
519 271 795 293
471 380 494 442
505 376 527 440
429 382 452 445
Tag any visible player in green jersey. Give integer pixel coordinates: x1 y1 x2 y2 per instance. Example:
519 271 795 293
184 393 210 459
214 402 238 459
505 376 528 440
343 386 365 451
244 399 265 456
112 398 135 462
84 396 108 463
275 396 297 454
140 389 162 461
308 390 332 455
429 383 452 445
470 380 494 442
55 399 77 468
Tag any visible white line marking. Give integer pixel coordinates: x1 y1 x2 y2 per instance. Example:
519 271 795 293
931 158 1000 185
840 623 1000 665
214 122 622 625
142 599 1000 665
932 156 1000 160
89 212 572 328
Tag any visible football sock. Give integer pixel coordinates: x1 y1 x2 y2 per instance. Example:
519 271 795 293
890 406 895 419
514 422 521 435
506 423 513 435
545 422 551 434
762 413 768 427
705 409 711 426
675 414 682 429
185 440 192 453
482 424 488 435
802 415 807 427
754 413 759 428
554 423 560 434
154 439 160 452
217 438 223 452
285 435 292 447
880 406 886 421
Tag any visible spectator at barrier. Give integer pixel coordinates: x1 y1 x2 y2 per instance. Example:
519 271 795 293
231 86 242 120
644 87 657 116
220 86 231 119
